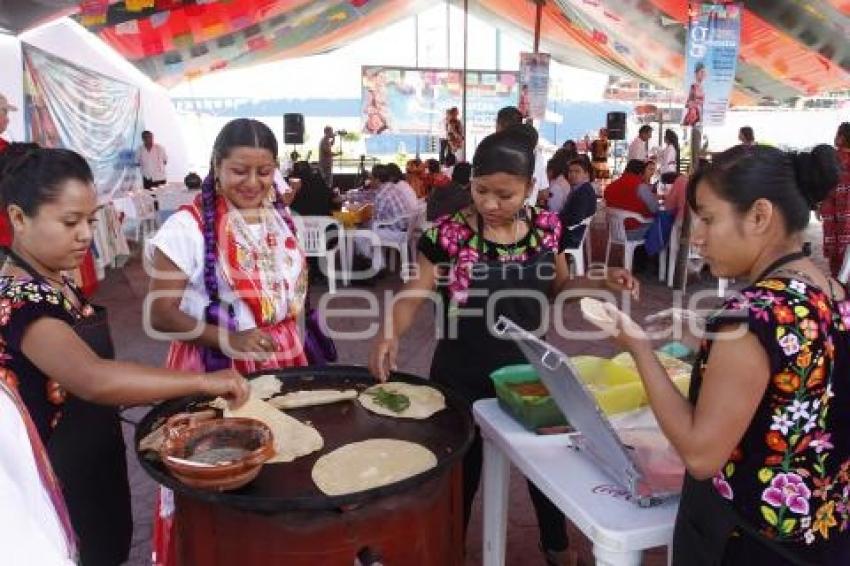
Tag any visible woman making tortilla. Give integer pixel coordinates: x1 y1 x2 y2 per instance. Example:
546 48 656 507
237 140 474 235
369 124 638 565
147 118 310 565
0 145 248 566
600 145 849 563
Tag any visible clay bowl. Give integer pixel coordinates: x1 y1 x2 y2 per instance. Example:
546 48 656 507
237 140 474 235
161 417 275 492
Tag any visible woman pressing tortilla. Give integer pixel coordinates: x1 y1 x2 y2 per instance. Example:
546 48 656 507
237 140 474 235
369 124 639 565
600 145 850 564
0 145 248 566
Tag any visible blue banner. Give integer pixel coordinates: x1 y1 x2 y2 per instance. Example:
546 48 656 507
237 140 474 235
683 3 741 127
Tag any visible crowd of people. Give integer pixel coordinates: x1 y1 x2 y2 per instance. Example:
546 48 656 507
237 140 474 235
1 75 849 566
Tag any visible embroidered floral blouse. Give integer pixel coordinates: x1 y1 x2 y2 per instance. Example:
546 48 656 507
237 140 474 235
694 277 850 552
0 277 94 443
417 207 562 305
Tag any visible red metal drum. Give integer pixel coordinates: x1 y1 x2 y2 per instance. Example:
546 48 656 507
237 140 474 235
136 366 474 566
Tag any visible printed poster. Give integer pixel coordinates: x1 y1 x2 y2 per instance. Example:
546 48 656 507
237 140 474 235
682 3 742 127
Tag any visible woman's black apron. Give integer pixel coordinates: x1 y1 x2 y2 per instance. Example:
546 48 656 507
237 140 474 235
6 248 132 565
429 216 556 401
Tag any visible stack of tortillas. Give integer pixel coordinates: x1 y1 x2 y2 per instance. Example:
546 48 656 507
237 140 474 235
312 439 437 496
223 395 323 463
358 382 446 419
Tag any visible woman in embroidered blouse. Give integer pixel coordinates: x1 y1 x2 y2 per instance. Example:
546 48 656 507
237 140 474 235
601 145 848 564
369 125 639 565
147 118 309 566
0 147 249 566
820 122 850 276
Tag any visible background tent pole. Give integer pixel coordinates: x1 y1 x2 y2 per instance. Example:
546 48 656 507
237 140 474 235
674 126 702 291
462 0 468 160
533 0 543 53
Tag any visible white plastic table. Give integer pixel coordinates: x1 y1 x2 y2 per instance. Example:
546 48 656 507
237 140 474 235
473 399 679 566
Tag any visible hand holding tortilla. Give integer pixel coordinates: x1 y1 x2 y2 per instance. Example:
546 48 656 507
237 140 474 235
580 298 650 352
359 382 446 419
312 439 437 496
249 374 283 400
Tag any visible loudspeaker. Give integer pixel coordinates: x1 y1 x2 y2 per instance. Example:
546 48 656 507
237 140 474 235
606 111 626 140
284 113 304 145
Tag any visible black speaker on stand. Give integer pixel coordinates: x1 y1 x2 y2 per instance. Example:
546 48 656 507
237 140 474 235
606 111 626 141
606 111 627 176
283 113 304 146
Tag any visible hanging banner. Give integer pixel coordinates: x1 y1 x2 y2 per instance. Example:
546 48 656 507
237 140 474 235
682 2 742 127
518 52 550 121
360 66 518 136
22 45 143 201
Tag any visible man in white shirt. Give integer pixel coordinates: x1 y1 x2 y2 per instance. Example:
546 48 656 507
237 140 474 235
137 130 168 190
627 125 653 162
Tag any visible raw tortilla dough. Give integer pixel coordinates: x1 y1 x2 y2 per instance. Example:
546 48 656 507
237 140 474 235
224 395 323 463
580 298 617 331
358 382 446 420
311 439 437 496
268 389 358 410
249 374 283 400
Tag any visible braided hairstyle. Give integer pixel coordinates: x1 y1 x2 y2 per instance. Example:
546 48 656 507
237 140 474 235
198 119 282 370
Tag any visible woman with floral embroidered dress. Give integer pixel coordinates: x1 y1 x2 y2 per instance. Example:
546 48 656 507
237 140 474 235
599 145 848 564
820 122 850 277
147 118 309 566
368 124 639 566
0 146 249 566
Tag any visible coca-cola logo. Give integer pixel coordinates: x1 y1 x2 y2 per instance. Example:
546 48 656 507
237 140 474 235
592 484 632 501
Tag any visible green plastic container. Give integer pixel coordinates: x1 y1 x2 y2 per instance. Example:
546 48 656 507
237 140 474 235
490 364 568 431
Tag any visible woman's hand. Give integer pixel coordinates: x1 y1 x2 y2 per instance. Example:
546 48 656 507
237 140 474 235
201 369 250 409
369 337 399 382
644 308 706 351
596 302 652 355
604 267 640 299
228 329 276 361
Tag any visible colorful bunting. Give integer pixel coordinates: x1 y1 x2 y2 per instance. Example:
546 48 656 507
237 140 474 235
78 0 109 27
125 0 155 12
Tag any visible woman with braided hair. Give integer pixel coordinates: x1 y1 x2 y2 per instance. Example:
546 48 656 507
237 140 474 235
0 144 248 565
147 118 309 565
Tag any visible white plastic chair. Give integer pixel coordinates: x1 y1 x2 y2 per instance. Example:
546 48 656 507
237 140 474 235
563 216 593 277
294 216 344 294
372 207 424 281
838 246 850 285
664 215 730 296
605 208 649 272
130 191 158 243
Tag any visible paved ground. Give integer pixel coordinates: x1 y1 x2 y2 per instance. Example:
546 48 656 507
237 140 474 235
103 216 826 565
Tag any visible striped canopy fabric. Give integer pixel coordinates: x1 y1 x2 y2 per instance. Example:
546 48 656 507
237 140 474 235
11 0 848 100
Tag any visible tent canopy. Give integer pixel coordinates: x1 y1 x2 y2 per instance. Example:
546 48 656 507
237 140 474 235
6 0 850 102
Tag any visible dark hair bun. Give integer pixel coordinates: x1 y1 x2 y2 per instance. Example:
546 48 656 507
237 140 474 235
792 144 839 209
473 124 538 179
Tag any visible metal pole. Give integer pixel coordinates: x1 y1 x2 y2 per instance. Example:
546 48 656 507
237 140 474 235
415 13 420 157
674 126 701 291
533 0 544 53
446 0 451 68
462 0 468 160
529 0 544 128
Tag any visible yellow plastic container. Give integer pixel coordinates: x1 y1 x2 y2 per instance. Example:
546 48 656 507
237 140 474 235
609 352 692 397
571 356 648 415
